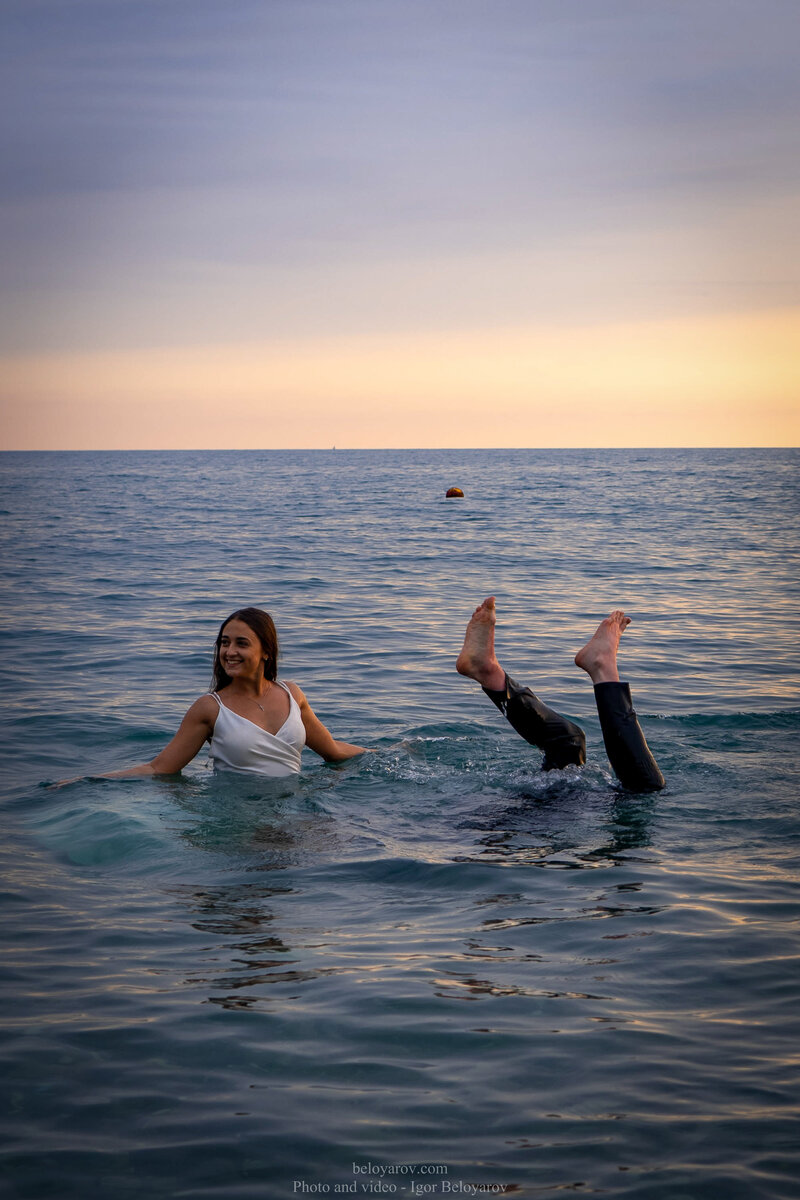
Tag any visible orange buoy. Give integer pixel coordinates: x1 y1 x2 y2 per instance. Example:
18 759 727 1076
445 487 464 498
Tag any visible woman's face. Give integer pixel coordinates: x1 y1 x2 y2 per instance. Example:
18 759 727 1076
218 619 266 680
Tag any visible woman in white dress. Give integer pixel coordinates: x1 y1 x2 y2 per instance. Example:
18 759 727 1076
87 607 366 780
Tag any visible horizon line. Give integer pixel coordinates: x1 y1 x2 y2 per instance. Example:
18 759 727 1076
0 445 797 454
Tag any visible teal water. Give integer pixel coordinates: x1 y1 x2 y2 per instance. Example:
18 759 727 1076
1 448 798 1200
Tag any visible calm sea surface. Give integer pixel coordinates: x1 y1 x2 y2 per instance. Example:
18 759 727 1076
1 448 798 1200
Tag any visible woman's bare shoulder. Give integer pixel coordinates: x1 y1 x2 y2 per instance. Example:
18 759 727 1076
283 680 306 705
186 693 220 722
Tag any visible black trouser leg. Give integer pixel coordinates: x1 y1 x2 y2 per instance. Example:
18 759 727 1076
483 674 587 771
593 682 665 792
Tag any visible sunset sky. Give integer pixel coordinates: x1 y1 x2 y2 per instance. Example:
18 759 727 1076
2 0 798 448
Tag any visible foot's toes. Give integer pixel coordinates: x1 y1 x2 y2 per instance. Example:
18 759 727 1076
470 597 496 623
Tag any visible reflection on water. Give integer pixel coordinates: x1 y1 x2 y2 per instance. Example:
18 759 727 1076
2 450 799 1198
135 752 668 1025
455 776 656 868
170 881 305 1010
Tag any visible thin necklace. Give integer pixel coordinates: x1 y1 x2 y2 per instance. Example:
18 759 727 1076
251 681 272 712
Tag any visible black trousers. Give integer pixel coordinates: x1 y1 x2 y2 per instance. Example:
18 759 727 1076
484 674 665 792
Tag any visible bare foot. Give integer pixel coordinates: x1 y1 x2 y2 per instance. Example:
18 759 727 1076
574 610 631 685
456 596 506 691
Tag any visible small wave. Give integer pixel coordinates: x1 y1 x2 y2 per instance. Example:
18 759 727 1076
305 854 505 890
30 802 167 867
658 708 800 728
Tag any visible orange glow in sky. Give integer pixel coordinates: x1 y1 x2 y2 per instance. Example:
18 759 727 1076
2 308 797 449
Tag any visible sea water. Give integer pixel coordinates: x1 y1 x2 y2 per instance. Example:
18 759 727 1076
0 448 798 1200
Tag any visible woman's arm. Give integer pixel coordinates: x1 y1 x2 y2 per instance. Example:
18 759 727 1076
58 696 217 783
287 683 367 763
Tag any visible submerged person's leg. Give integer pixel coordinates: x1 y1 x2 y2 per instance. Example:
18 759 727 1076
574 612 665 792
456 597 586 770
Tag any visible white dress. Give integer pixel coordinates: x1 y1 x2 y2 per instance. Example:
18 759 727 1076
208 681 305 776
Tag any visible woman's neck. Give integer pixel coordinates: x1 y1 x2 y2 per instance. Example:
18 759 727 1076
225 673 270 698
